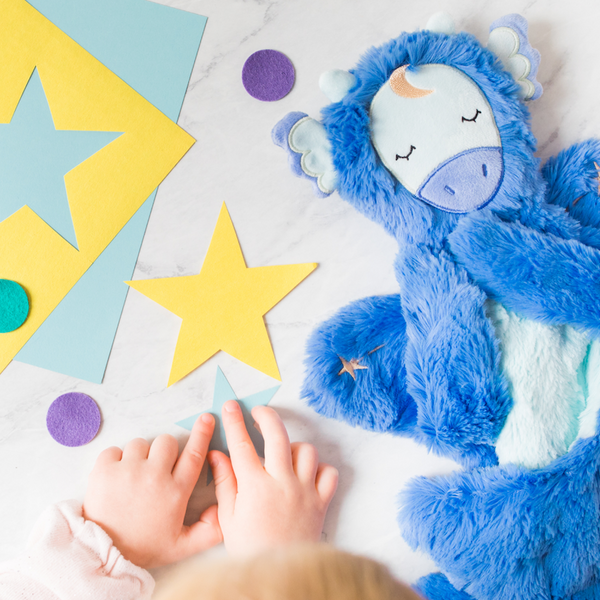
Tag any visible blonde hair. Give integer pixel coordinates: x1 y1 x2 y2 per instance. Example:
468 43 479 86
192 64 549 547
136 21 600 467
155 543 420 600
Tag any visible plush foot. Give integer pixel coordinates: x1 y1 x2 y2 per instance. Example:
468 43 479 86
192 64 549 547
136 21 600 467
302 294 417 434
399 431 600 600
414 573 474 600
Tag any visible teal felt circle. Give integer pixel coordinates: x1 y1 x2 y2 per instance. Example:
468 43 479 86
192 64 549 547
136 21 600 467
0 279 29 333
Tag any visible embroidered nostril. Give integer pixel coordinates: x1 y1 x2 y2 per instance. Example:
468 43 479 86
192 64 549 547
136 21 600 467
482 164 488 178
444 185 456 195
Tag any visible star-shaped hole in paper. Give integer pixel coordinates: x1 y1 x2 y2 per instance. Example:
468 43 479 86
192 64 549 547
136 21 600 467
127 202 317 385
176 366 280 483
0 69 121 248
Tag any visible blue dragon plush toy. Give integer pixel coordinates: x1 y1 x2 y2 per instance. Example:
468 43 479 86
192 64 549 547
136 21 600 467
273 12 600 600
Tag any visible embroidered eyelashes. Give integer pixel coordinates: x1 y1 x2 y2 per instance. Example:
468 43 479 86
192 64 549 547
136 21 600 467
396 145 416 161
462 109 481 123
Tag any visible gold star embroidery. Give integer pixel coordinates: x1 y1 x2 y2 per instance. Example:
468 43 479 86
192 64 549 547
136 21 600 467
337 345 385 381
337 356 368 380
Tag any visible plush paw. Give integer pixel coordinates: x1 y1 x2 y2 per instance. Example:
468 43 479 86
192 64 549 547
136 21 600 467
543 139 600 233
302 294 417 434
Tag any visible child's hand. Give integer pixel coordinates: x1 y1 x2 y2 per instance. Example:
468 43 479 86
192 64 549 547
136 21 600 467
209 401 338 556
83 414 222 569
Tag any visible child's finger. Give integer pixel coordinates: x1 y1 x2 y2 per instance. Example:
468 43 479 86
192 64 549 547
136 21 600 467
210 450 237 517
95 446 123 465
176 504 223 561
122 438 151 461
147 434 179 471
291 442 319 485
252 406 293 480
222 401 262 479
315 463 339 506
172 413 215 493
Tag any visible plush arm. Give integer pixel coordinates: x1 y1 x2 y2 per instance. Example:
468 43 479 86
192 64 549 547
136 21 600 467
448 211 600 337
0 501 154 600
396 244 511 468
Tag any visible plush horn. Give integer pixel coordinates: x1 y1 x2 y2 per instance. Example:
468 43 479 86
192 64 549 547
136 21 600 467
389 65 433 98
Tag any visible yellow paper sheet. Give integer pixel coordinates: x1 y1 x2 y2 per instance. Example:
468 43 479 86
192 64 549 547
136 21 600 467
0 0 195 372
127 204 317 385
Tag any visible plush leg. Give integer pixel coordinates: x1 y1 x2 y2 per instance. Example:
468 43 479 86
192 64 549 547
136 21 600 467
302 294 418 435
399 431 600 600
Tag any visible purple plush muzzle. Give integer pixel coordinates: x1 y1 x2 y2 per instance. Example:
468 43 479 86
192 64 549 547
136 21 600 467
417 146 503 213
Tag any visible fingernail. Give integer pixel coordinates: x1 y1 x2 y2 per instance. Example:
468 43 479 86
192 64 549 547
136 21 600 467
201 413 214 424
224 400 239 413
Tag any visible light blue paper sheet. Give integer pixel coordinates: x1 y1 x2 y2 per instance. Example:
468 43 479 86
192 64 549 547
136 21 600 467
16 0 207 382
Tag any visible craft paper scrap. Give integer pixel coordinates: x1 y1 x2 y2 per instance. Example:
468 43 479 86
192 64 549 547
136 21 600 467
176 366 280 482
29 0 207 123
17 0 206 383
0 68 121 249
46 392 102 447
127 203 317 385
0 0 194 375
0 280 29 333
242 49 295 102
16 197 154 382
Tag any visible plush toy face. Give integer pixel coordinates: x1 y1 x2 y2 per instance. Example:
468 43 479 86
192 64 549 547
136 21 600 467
370 64 503 213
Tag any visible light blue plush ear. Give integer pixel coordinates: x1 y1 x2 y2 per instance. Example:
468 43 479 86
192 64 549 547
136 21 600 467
487 14 542 101
425 12 456 35
319 69 357 102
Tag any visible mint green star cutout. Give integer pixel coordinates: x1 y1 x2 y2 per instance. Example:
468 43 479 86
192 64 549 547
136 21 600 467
0 69 122 248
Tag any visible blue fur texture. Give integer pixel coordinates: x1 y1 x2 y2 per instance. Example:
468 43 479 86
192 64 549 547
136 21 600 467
274 17 600 600
400 423 600 599
414 573 475 600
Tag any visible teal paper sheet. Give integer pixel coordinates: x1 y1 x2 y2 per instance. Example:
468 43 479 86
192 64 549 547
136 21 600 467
16 0 207 382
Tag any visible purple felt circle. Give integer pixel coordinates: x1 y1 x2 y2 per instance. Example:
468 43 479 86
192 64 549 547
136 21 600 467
46 392 101 447
242 49 295 101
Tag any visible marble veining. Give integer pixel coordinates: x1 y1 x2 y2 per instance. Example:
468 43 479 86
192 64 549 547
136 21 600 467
1 0 599 586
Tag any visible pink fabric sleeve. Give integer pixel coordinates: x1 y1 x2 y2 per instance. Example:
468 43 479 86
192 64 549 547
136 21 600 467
0 500 154 600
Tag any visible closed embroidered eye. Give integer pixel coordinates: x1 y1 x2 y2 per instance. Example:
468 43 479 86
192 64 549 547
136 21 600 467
396 145 415 161
462 109 481 123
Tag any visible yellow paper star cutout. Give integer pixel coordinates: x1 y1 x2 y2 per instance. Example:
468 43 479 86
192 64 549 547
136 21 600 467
127 204 317 385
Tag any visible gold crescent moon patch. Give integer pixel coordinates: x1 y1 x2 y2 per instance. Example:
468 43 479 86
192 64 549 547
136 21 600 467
389 65 433 98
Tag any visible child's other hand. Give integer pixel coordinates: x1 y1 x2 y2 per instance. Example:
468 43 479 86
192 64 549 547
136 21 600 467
83 414 222 569
209 401 338 556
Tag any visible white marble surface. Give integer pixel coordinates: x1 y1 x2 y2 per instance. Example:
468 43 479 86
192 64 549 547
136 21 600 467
2 0 600 588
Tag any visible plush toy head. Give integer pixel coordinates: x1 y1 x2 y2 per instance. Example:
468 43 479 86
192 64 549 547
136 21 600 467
274 14 544 243
369 63 503 213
